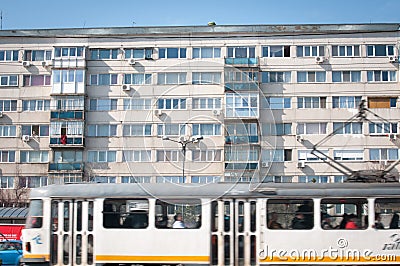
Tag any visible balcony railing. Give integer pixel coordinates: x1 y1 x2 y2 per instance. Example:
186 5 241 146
50 136 84 146
49 162 84 171
225 83 259 91
225 57 258 66
51 111 84 119
225 136 259 144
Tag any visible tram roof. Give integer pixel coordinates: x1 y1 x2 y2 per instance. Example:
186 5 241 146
27 182 400 199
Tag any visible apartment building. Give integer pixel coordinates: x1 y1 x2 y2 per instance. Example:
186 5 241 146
0 23 399 197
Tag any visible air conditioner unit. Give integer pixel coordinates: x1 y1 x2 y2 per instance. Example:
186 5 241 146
212 109 222 116
315 56 324 63
389 134 397 141
261 161 269 168
41 60 53 67
296 135 304 142
0 112 3 118
154 109 164 117
22 135 31 142
297 161 306 168
389 56 397 63
22 61 32 67
128 58 136 65
121 84 131 91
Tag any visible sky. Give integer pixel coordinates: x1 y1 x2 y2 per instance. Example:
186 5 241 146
0 0 400 30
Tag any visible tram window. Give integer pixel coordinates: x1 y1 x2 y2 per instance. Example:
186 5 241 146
103 199 149 229
26 199 43 229
267 199 314 230
375 198 400 229
155 199 201 229
321 198 367 230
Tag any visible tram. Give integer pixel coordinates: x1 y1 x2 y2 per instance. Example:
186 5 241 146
21 182 400 266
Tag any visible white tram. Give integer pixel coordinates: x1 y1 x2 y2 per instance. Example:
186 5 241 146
21 182 400 266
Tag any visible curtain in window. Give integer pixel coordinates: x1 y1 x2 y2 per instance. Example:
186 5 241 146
67 122 83 135
50 122 62 136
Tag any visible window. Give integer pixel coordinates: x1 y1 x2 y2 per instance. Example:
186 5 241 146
321 198 367 229
225 70 258 83
297 71 326 82
367 45 395 57
193 47 221 58
158 48 186 59
24 50 52 61
265 97 291 109
155 199 201 229
192 124 221 136
192 150 221 161
298 150 328 161
262 149 292 162
333 122 362 134
0 100 17 112
21 125 49 137
368 97 397 108
19 176 48 188
157 98 186 109
90 176 116 183
370 148 399 161
23 75 51 86
20 151 49 163
54 150 83 163
332 71 361 83
298 176 328 183
157 72 187 85
192 98 221 109
90 49 119 60
125 48 153 59
226 93 258 117
227 47 255 58
262 123 292 136
90 74 118 85
0 151 15 162
123 150 151 162
297 97 326 108
267 199 314 229
191 176 221 183
332 96 362 108
0 75 18 86
0 125 16 137
89 99 118 111
367 70 396 82
87 125 117 137
263 176 293 183
262 46 290 57
157 124 186 136
261 72 291 83
297 46 325 57
192 72 221 84
22 100 50 111
297 123 327 135
123 98 151 110
103 199 149 229
331 45 360 57
53 70 84 84
0 50 18 61
54 47 84 58
156 176 186 183
124 73 152 85
374 199 400 230
333 175 348 183
121 176 151 183
369 122 397 135
225 146 259 162
333 150 364 161
123 124 152 136
88 151 117 163
52 96 84 111
50 121 83 136
156 150 182 162
226 123 258 143
0 176 14 189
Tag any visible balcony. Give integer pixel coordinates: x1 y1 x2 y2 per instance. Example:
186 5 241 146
225 83 259 92
225 57 258 66
225 136 259 144
50 136 84 147
51 111 83 119
225 162 259 170
49 162 84 171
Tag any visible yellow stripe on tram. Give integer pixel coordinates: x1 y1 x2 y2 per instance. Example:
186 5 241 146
96 255 209 263
260 256 400 263
23 254 50 260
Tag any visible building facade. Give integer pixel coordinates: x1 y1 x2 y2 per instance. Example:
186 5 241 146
0 23 399 197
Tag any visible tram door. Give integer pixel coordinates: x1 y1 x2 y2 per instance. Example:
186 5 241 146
50 199 94 266
211 199 258 266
